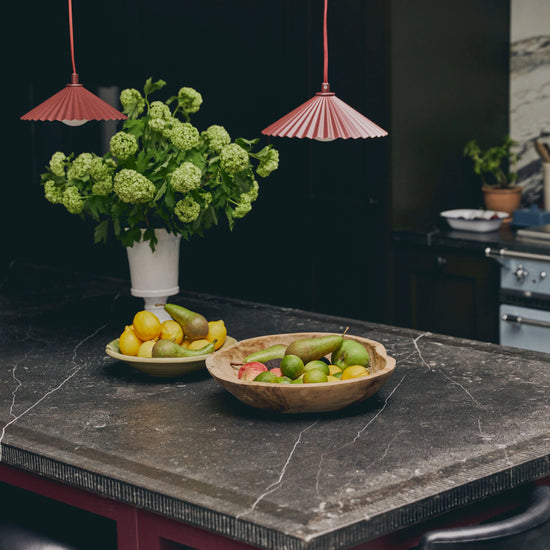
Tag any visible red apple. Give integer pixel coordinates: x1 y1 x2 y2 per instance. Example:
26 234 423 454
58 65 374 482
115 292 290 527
269 368 282 377
237 362 268 380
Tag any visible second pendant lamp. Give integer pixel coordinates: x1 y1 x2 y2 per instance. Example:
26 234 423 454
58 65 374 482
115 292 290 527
262 0 387 141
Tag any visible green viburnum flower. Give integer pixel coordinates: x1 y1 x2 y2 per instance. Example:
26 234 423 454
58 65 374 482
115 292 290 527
44 180 64 204
256 149 279 178
199 191 213 208
92 178 113 196
149 101 172 120
148 117 168 133
170 162 202 193
62 186 84 214
220 143 249 174
232 196 252 219
203 125 230 153
120 88 145 118
113 169 155 204
175 196 200 223
110 132 138 161
170 121 200 151
67 153 94 180
49 152 67 177
178 87 202 114
245 179 259 202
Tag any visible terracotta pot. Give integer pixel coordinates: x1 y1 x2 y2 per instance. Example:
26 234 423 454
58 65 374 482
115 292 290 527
482 186 522 215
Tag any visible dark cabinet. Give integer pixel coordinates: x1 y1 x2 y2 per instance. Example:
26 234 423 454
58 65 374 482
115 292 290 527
393 244 500 343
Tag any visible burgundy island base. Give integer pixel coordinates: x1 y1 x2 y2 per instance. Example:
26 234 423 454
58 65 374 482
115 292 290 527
1 263 549 549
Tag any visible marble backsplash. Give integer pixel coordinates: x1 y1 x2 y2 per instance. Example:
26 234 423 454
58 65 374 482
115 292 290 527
510 2 550 206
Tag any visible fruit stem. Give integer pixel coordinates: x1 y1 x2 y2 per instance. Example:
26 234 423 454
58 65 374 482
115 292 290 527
342 326 350 337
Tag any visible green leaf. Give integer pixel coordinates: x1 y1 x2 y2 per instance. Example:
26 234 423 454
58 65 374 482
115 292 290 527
94 220 109 244
154 181 167 202
144 78 166 98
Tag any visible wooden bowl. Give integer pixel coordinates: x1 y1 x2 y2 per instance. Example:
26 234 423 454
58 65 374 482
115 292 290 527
205 332 396 413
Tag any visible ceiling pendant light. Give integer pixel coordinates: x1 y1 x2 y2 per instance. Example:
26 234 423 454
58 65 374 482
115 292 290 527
262 0 387 141
21 0 127 126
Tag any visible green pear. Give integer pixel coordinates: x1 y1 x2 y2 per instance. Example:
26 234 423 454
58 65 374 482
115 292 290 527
331 339 370 369
284 334 343 364
245 344 287 363
164 303 209 340
152 339 215 358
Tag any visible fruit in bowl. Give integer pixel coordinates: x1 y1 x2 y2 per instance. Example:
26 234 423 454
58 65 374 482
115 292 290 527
205 332 396 413
116 305 227 358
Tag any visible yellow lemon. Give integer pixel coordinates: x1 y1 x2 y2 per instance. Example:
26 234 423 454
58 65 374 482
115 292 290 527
133 311 161 341
180 338 192 349
328 365 342 375
206 320 227 350
159 320 184 344
327 375 340 382
341 365 370 380
137 340 156 358
119 326 143 356
188 338 211 351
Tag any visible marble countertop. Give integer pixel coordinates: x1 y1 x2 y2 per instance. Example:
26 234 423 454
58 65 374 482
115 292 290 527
393 222 550 256
1 262 550 550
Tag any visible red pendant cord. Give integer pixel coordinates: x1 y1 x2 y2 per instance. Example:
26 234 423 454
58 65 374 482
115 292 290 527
68 0 77 76
323 0 329 84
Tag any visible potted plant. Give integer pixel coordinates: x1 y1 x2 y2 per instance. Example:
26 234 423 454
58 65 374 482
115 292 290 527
40 78 279 316
463 135 522 214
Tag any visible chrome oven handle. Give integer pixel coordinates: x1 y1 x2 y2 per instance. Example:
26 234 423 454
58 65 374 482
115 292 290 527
486 247 550 262
502 314 550 329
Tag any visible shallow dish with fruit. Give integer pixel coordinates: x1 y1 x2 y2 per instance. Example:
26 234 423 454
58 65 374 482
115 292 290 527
106 336 237 377
205 332 396 413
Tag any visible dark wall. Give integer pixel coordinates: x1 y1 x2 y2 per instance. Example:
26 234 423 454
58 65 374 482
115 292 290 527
390 0 510 228
6 0 509 325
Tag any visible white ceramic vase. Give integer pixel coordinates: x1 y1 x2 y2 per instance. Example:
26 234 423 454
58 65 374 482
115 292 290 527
126 229 182 322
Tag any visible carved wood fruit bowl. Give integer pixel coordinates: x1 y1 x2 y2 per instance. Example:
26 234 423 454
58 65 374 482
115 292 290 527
205 332 396 413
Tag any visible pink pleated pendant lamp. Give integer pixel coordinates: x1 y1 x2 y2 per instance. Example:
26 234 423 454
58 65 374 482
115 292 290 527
262 0 387 141
21 0 126 126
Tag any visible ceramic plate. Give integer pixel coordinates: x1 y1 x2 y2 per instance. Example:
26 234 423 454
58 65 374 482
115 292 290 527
205 332 396 413
106 336 237 377
440 209 509 232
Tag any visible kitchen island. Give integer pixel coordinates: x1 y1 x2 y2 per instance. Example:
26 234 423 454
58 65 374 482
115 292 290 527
1 262 549 550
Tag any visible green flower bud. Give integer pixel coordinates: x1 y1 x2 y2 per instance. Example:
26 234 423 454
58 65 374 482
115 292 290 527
49 152 67 177
62 186 84 214
177 87 202 114
256 148 279 178
170 121 200 151
220 143 249 174
44 180 64 204
171 162 202 193
120 88 145 118
175 196 200 223
114 169 155 204
110 132 138 161
203 125 230 153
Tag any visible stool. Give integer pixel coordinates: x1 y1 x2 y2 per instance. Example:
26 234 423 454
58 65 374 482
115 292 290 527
0 523 78 550
418 485 550 549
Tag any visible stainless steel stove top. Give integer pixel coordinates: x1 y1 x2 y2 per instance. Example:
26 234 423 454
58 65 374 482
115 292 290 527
516 224 550 244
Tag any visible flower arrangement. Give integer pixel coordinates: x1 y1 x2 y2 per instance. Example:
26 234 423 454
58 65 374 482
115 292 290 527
41 78 279 249
463 136 520 189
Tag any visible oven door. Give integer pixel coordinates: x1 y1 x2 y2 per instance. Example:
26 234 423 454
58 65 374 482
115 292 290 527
500 304 550 353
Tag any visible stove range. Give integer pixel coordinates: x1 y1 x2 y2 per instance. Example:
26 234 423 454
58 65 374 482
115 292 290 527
486 225 550 353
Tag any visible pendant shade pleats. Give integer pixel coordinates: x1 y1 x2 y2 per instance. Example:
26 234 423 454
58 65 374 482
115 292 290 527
20 0 126 125
21 73 127 125
262 0 387 140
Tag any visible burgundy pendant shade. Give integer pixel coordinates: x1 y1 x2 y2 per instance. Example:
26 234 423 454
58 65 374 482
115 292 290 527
21 0 126 125
262 0 387 141
21 73 127 124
